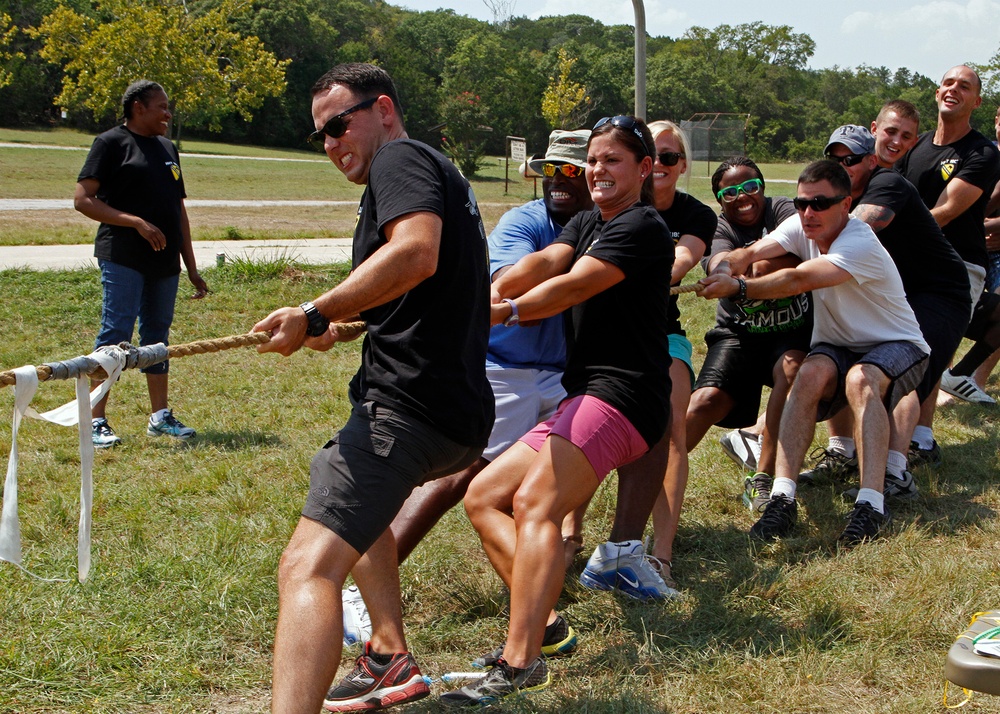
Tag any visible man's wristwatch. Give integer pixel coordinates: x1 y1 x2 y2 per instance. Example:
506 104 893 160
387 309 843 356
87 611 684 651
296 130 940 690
299 301 330 337
501 298 519 327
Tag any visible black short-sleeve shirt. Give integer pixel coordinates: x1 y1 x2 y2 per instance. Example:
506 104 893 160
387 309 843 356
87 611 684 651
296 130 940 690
77 125 186 278
898 129 1000 268
859 168 970 305
555 203 673 448
349 139 494 447
658 191 717 336
707 196 811 335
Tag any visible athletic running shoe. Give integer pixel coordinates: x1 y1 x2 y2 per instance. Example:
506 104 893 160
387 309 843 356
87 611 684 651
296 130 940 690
838 501 891 548
471 614 577 669
908 440 942 468
720 428 761 472
742 472 773 513
146 410 196 440
940 369 996 405
342 585 371 647
440 656 549 706
749 494 797 541
579 539 680 600
842 471 919 502
91 418 122 449
798 447 858 485
323 642 430 712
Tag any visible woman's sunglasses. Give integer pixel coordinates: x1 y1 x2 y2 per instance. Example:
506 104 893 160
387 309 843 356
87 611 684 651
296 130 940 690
716 178 763 203
306 97 378 150
656 151 685 166
593 116 652 156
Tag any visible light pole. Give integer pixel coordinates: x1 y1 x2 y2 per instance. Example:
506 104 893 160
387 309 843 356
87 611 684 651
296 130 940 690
632 0 646 119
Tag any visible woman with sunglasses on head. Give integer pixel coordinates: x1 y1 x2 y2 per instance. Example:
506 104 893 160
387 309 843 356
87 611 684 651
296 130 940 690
685 157 813 513
443 116 673 706
585 121 717 596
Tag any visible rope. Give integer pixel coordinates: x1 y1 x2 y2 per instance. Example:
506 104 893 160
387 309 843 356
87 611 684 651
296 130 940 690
0 322 367 389
670 282 703 295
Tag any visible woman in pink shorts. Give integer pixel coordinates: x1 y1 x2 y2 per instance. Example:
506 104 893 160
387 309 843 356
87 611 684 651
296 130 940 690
443 117 674 705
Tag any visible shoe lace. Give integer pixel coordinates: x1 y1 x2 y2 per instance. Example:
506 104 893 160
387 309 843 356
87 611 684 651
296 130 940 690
758 495 793 528
161 410 182 427
842 502 877 539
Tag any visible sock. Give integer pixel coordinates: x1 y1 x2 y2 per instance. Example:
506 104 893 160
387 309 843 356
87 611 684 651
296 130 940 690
151 408 170 423
912 426 934 450
856 488 885 514
368 650 396 666
886 450 907 478
771 476 797 500
828 436 855 458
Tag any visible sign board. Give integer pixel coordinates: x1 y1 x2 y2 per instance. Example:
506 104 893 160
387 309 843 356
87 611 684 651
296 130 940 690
510 139 526 163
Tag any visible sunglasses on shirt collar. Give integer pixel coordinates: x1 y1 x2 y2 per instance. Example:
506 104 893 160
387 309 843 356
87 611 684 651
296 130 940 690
306 97 378 151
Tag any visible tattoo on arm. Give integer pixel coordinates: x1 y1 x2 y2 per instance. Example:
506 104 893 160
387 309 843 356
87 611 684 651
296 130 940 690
852 203 895 233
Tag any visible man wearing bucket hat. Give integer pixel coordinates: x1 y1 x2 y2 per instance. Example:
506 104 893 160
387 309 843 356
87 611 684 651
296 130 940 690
799 125 970 500
338 129 594 653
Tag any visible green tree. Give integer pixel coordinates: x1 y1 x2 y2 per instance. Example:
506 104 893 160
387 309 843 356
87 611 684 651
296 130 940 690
33 0 289 142
0 12 20 89
440 90 490 176
541 48 591 129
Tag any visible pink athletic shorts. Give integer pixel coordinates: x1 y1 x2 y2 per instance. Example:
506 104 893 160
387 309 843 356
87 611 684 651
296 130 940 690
519 394 649 482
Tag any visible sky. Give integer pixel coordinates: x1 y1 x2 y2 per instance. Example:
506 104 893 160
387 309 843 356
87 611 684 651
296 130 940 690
397 0 1000 81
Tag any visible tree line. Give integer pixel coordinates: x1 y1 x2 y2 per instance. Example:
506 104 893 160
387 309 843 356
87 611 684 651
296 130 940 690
2 0 998 165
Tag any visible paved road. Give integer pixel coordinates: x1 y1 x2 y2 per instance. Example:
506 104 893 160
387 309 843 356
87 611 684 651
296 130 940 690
0 238 354 271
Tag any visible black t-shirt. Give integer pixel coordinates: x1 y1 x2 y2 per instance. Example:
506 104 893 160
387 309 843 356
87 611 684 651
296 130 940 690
78 125 186 278
859 167 970 306
349 139 494 447
555 203 673 448
706 196 811 335
898 129 1000 268
658 191 717 336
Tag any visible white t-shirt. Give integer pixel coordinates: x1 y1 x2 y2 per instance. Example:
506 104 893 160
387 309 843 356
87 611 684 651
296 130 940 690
770 215 930 354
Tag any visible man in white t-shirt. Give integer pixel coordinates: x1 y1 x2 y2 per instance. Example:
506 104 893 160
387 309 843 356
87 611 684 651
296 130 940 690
699 160 929 548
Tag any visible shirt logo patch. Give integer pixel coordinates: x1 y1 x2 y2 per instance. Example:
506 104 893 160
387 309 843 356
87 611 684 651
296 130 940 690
939 159 958 182
166 161 181 181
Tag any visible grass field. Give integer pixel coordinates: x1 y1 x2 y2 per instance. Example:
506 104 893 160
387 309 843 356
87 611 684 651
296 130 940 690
1 128 999 713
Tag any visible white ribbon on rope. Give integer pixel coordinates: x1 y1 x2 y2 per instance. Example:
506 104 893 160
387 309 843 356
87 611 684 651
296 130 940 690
1 347 126 582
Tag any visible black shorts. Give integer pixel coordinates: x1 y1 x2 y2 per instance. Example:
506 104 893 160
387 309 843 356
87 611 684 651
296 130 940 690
809 341 928 422
910 292 970 401
303 400 484 555
693 326 812 428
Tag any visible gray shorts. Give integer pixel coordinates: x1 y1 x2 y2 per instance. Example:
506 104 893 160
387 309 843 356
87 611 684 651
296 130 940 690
303 400 484 555
809 341 928 421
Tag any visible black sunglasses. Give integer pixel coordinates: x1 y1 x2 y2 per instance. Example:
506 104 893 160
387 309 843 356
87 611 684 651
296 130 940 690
307 97 378 150
825 152 869 167
593 116 652 156
793 195 849 212
656 151 685 166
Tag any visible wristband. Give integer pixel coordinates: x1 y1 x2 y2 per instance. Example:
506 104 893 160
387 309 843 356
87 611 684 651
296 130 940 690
501 298 520 327
734 277 748 303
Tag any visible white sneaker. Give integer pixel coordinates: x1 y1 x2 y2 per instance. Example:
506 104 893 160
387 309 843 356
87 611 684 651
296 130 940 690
342 585 371 646
940 370 996 405
719 429 761 472
579 540 679 600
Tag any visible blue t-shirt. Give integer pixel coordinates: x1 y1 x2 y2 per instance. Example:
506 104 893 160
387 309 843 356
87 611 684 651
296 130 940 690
486 199 567 371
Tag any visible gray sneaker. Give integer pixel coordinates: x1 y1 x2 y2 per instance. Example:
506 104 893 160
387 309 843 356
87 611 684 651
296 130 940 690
842 470 919 502
146 410 196 440
92 418 122 449
441 656 549 706
742 472 773 513
799 447 858 486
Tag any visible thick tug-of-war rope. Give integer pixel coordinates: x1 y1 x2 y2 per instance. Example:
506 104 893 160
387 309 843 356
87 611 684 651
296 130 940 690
0 322 367 388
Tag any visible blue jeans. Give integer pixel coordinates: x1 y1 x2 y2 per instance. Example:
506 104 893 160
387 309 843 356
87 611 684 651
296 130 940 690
95 260 179 375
